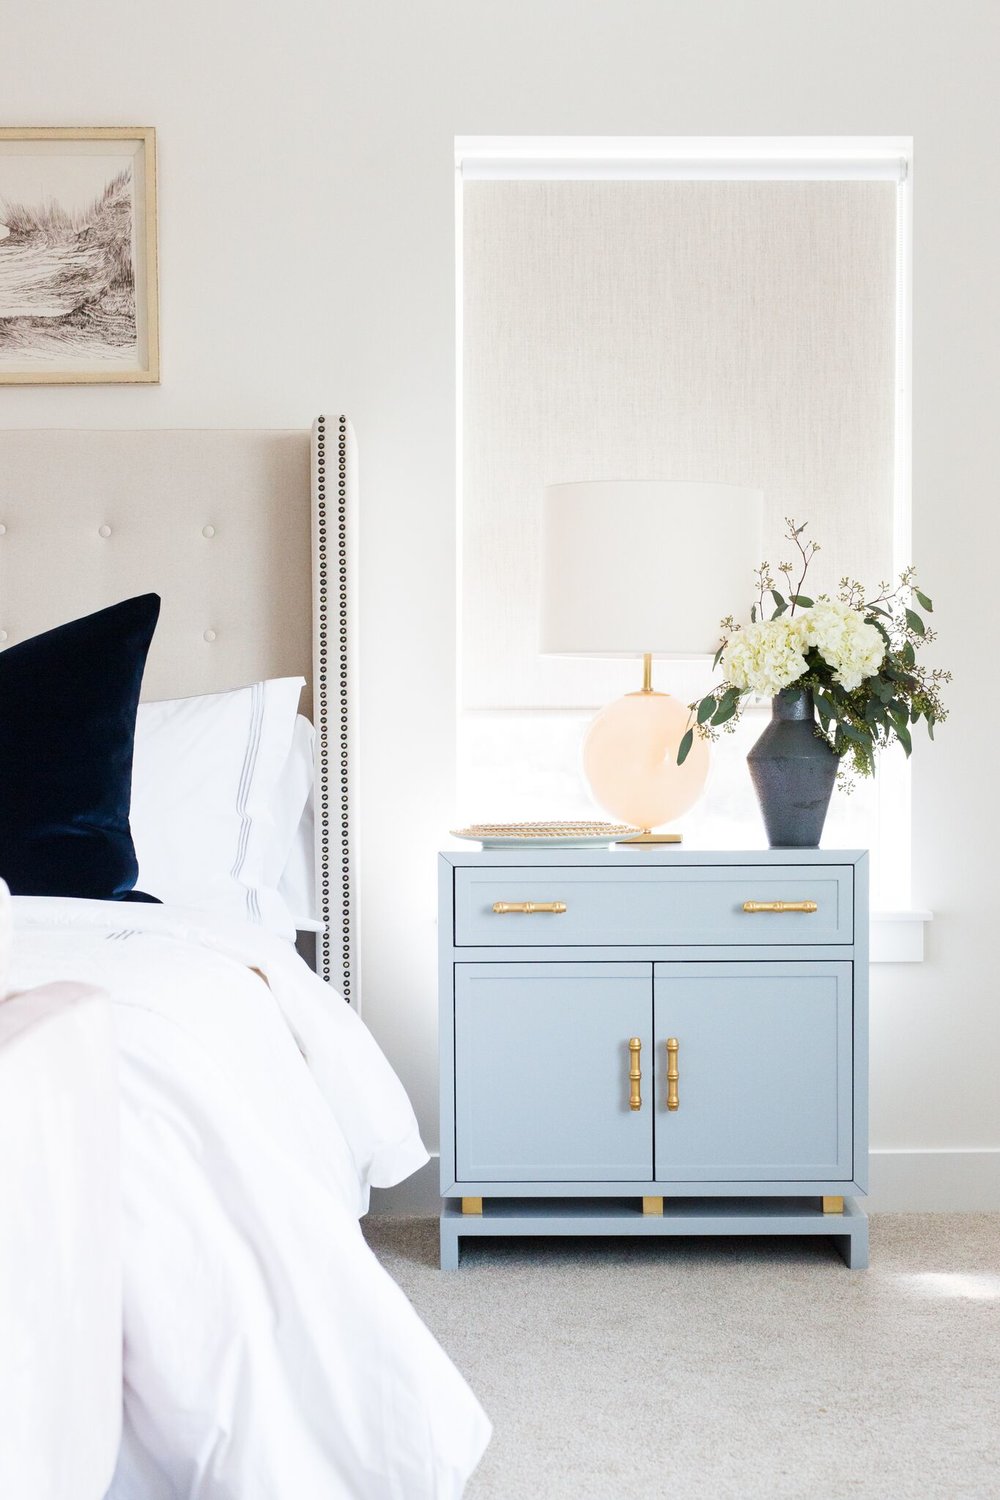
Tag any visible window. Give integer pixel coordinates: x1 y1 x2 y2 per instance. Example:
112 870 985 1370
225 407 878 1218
457 138 914 922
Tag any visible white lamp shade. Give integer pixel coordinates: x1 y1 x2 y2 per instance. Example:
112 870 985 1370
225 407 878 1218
541 481 763 658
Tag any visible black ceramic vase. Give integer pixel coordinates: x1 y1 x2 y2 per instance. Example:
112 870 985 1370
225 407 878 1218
746 686 840 848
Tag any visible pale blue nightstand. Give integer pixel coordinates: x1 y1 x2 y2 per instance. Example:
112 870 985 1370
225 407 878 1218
439 847 868 1269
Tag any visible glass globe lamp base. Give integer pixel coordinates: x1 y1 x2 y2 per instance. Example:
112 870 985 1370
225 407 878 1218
581 688 710 835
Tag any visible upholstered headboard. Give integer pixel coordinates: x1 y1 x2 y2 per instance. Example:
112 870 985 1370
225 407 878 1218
0 417 358 1001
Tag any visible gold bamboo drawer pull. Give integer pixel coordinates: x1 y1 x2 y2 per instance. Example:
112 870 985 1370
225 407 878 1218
628 1037 642 1111
666 1037 679 1111
491 901 567 915
742 900 818 914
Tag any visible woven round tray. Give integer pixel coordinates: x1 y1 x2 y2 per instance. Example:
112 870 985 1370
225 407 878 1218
450 821 636 848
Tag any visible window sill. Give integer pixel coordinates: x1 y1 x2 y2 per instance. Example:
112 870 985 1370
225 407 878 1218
871 910 932 963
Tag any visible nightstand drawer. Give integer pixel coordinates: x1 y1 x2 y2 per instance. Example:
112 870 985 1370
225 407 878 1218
453 865 853 947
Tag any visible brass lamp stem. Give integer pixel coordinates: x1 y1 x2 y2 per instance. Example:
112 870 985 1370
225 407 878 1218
613 649 685 844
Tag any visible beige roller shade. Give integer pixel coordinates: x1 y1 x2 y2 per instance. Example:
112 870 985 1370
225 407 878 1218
461 179 897 710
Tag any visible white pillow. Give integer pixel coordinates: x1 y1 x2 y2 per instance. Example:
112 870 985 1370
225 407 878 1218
130 678 306 937
270 715 322 932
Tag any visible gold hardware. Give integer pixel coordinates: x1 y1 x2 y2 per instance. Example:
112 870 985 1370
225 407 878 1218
641 652 654 693
642 1196 664 1215
666 1037 679 1111
822 1196 845 1214
628 1037 642 1110
461 1197 483 1215
742 900 818 914
491 901 567 915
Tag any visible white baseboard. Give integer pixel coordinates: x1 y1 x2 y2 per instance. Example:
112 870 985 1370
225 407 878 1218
365 1149 1000 1216
866 1149 1000 1212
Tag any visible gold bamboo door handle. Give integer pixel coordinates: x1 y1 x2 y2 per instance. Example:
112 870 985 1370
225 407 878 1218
628 1037 642 1111
742 900 818 914
491 901 567 915
666 1037 679 1110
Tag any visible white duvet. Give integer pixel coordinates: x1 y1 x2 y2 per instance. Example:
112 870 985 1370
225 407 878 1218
6 897 490 1500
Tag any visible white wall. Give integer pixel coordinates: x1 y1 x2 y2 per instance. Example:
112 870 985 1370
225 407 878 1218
4 0 998 1207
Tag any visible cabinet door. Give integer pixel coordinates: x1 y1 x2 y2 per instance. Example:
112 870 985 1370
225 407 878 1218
455 963 652 1182
654 962 853 1183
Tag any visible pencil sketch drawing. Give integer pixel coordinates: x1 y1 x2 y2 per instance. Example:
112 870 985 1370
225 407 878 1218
0 165 137 369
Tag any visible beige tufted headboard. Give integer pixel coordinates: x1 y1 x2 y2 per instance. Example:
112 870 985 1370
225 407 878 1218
0 416 358 1001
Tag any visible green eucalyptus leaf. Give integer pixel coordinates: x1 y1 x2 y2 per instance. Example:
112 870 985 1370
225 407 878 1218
914 589 933 612
905 608 925 636
895 720 912 755
697 695 716 725
750 604 757 624
790 594 814 608
712 697 739 727
677 728 694 766
771 589 786 609
902 642 916 668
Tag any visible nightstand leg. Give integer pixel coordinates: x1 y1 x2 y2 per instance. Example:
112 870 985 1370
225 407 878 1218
642 1196 664 1215
822 1195 845 1214
462 1197 483 1215
440 1217 460 1270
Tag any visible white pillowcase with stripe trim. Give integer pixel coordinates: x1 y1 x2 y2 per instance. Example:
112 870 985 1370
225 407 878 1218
130 677 307 938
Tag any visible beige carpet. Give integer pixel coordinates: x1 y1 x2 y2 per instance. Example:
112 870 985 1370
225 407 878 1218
363 1214 1000 1499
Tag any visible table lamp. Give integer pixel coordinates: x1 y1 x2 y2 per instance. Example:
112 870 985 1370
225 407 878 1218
540 481 763 841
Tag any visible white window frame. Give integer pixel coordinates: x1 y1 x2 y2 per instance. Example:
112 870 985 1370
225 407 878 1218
455 135 928 961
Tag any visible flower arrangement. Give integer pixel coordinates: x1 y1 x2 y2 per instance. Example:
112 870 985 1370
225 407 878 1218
677 520 950 781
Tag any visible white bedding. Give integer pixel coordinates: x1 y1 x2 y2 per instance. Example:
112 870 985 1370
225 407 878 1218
0 982 122 1500
6 898 490 1500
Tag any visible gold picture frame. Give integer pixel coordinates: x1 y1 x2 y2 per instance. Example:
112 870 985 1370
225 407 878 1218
0 127 159 384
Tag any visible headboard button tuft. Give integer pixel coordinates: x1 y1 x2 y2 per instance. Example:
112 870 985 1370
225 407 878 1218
202 525 216 538
203 629 217 643
98 524 112 538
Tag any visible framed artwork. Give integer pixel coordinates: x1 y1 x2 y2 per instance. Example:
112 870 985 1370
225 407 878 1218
0 127 159 384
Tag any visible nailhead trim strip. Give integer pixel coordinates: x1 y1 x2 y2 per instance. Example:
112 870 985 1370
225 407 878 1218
314 414 354 1003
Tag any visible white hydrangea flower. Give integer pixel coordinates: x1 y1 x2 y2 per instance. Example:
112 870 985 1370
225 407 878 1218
721 618 809 696
796 599 885 692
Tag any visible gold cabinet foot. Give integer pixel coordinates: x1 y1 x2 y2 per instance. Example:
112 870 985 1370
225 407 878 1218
461 1197 483 1215
642 1196 664 1215
822 1195 845 1214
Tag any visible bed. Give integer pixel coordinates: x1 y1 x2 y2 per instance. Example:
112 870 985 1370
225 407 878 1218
0 421 490 1499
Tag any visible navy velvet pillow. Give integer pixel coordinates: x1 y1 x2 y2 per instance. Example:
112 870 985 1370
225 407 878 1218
0 594 161 901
